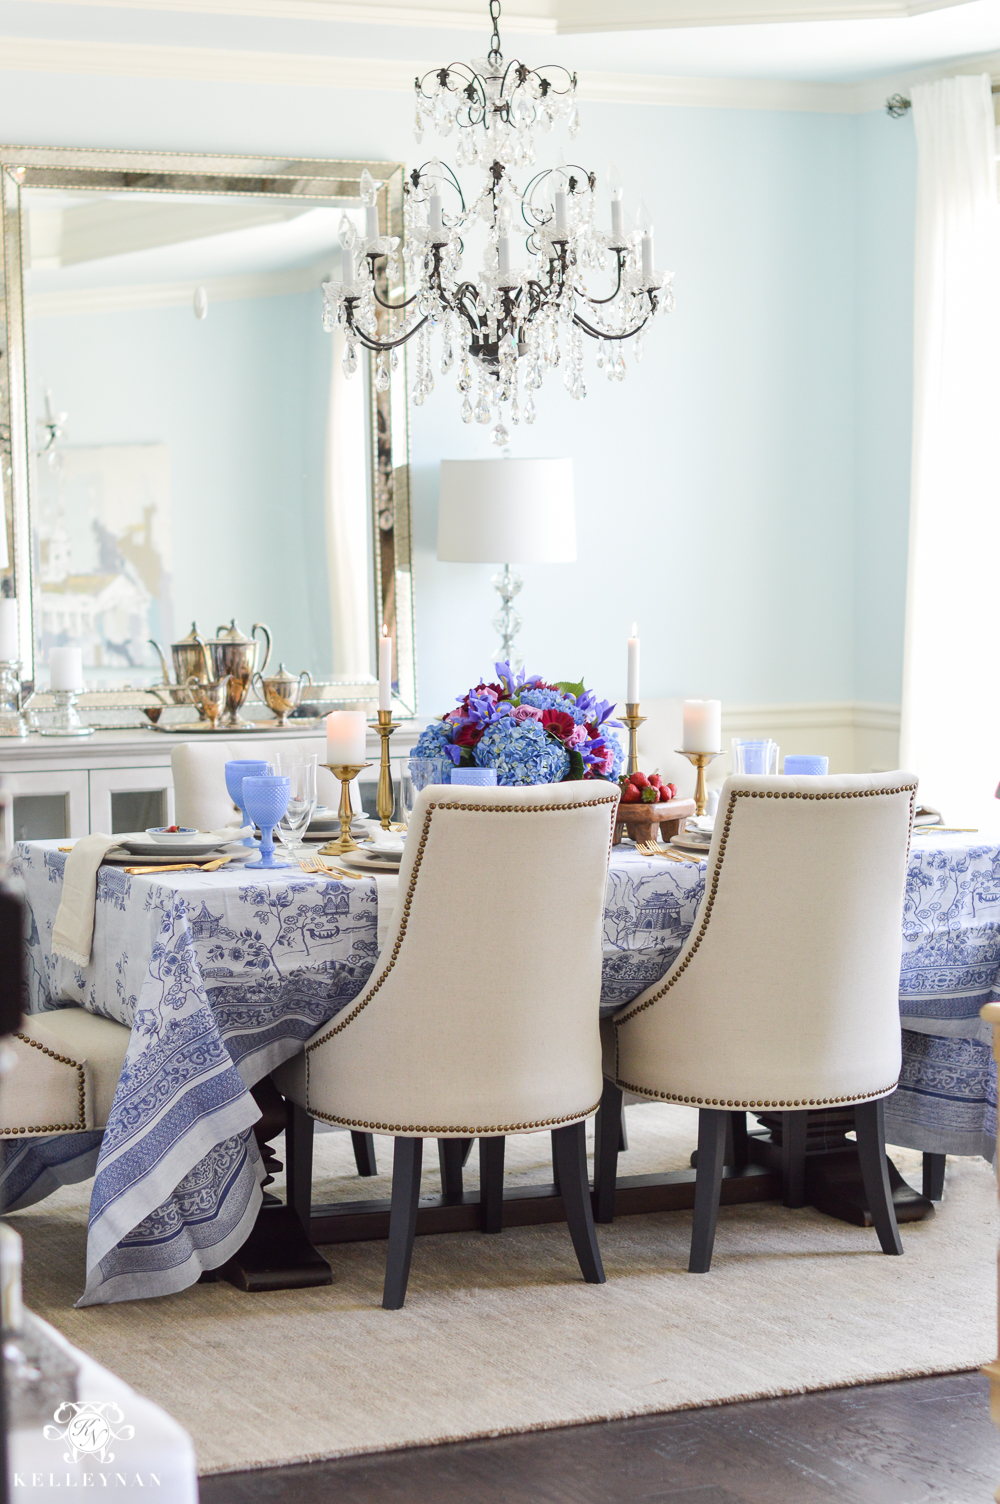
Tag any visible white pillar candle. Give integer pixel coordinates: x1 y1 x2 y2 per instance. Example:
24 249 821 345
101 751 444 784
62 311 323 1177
365 204 379 241
641 232 654 281
378 626 393 712
554 190 568 235
326 710 367 767
682 699 722 754
49 645 83 692
497 236 511 276
627 623 640 703
611 198 624 242
0 600 19 663
428 193 443 239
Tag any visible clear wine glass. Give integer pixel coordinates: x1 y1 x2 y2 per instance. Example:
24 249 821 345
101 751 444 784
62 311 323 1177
274 752 318 854
397 758 448 826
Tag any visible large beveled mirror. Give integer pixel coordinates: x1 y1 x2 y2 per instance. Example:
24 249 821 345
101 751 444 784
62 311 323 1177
0 147 415 715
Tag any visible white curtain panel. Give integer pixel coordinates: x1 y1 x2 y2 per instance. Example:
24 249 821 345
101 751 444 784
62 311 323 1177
900 74 1000 828
324 327 372 679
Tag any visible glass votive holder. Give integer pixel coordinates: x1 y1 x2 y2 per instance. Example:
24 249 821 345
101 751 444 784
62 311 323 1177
451 768 498 786
731 738 779 775
783 755 829 775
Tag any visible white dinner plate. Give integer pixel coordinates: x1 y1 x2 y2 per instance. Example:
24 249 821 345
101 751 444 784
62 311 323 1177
119 836 233 859
100 844 256 866
337 848 403 874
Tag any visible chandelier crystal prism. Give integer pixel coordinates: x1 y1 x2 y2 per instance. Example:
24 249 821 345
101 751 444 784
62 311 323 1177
321 0 674 446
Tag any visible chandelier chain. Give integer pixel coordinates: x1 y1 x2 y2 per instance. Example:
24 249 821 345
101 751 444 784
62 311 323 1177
488 0 502 65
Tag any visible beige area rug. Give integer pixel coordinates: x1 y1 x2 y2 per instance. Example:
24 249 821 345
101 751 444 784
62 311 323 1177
9 1104 998 1476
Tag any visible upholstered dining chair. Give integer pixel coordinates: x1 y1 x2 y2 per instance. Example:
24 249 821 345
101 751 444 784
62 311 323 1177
0 1007 131 1140
593 770 917 1273
273 779 619 1309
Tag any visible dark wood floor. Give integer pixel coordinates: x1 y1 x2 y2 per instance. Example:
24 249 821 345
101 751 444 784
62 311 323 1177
200 1371 1000 1504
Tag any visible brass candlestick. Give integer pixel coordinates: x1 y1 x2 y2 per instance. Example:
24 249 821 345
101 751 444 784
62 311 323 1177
676 749 722 818
621 703 647 777
319 763 372 855
372 709 399 829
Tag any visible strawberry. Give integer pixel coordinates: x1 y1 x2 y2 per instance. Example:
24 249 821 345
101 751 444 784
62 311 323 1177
664 783 677 800
641 786 658 803
631 771 650 790
620 783 642 803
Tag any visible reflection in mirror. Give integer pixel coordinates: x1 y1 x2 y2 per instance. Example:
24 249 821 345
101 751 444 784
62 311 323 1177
21 187 377 692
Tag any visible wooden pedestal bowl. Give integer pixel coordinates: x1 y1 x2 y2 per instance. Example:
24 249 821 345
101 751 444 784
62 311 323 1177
613 796 697 847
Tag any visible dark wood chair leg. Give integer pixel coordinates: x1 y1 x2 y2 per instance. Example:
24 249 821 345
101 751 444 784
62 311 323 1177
479 1136 506 1233
729 1110 749 1171
551 1121 605 1284
351 1131 378 1177
284 1102 314 1233
383 1137 423 1310
781 1110 808 1208
438 1137 473 1198
593 1078 623 1225
618 1113 629 1152
922 1151 946 1201
854 1099 903 1256
689 1109 728 1273
551 1138 561 1192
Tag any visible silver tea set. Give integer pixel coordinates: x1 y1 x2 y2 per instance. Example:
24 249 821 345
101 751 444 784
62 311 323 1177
149 620 312 730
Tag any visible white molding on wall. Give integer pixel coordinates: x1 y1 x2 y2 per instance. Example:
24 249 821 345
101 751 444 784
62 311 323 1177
0 32 995 112
722 700 901 732
11 0 979 33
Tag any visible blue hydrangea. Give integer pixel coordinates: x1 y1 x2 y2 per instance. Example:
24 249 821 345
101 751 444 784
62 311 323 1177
605 730 625 780
517 687 590 725
412 720 455 760
474 717 570 786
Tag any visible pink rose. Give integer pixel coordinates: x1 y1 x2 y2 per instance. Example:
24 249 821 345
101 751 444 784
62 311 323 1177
511 704 543 723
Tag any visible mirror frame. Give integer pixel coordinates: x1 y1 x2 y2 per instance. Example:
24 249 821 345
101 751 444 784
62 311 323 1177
0 145 416 715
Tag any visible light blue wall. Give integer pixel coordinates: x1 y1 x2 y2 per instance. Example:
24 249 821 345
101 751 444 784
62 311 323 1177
852 109 917 706
0 65 917 714
28 288 337 675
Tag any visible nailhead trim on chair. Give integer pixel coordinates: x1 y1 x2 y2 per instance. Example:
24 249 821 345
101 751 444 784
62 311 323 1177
305 793 619 1060
304 1099 603 1135
613 1078 899 1109
613 782 918 1089
1 1031 89 1136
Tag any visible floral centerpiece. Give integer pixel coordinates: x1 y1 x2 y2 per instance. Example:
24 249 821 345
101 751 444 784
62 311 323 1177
412 661 625 786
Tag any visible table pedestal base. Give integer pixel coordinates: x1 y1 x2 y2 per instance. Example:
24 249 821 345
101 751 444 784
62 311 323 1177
212 1201 333 1292
747 1109 934 1226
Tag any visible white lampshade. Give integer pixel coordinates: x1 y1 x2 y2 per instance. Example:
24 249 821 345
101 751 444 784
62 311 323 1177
437 458 576 564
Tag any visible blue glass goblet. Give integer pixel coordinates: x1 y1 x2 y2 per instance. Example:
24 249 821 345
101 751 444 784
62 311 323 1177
225 759 271 846
243 775 291 870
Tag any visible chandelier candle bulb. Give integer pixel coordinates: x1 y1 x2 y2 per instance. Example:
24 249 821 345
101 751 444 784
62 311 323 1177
682 699 722 754
627 624 640 703
365 204 379 241
326 710 367 767
428 192 443 240
642 233 654 282
49 646 83 692
0 599 18 663
611 197 625 242
378 626 393 712
498 236 511 276
554 190 568 235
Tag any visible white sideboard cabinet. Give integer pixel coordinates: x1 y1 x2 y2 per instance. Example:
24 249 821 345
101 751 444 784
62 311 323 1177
0 722 424 845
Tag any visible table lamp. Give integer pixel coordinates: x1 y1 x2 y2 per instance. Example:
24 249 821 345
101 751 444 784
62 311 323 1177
437 458 575 665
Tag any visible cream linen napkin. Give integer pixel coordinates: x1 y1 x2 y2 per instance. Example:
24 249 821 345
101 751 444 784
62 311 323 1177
52 827 251 966
51 834 121 966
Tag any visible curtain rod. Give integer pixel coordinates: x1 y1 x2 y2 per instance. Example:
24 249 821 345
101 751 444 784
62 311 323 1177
887 84 1000 116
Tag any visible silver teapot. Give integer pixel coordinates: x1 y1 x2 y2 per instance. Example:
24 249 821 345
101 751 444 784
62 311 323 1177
148 623 214 717
252 663 312 728
207 619 272 727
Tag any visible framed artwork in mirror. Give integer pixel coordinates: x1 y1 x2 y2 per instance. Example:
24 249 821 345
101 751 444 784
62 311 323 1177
0 146 415 715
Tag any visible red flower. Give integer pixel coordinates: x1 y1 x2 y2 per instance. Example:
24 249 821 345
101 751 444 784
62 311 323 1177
454 722 484 747
541 709 576 743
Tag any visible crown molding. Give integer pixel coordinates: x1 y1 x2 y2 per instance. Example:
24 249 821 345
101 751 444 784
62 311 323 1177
0 32 994 112
10 0 979 31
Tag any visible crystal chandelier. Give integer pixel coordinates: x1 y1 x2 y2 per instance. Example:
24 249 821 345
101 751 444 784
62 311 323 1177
322 0 673 446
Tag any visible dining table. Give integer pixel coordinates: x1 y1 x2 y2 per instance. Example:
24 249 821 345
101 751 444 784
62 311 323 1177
4 829 997 1306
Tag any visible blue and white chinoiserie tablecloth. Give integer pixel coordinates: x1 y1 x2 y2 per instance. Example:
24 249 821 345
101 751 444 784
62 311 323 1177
5 834 998 1305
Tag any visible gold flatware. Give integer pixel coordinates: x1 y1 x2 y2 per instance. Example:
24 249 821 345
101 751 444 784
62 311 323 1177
298 855 362 880
913 827 979 834
124 855 234 876
635 839 692 864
